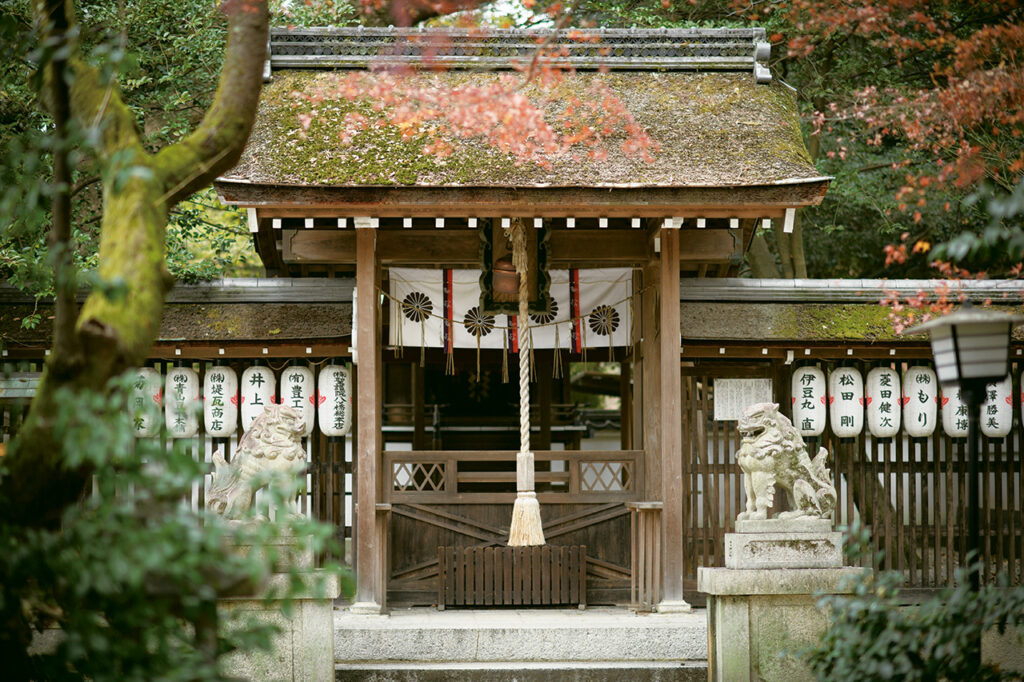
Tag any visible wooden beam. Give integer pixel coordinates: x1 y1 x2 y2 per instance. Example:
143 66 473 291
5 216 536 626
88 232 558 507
216 179 832 216
282 228 734 266
658 228 689 611
354 228 383 611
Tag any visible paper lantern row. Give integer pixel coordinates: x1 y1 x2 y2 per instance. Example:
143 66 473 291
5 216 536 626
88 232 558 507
131 365 351 439
791 366 1014 439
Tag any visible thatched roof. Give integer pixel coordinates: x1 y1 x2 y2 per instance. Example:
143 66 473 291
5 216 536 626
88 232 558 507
223 69 819 189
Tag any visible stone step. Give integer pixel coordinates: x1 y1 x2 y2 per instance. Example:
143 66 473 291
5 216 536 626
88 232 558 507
335 661 708 682
334 606 708 665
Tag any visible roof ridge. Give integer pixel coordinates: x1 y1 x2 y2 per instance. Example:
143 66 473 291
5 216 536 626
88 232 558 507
267 26 772 81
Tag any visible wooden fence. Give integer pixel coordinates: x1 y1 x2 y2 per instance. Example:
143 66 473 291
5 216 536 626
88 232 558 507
0 359 353 563
682 358 1023 592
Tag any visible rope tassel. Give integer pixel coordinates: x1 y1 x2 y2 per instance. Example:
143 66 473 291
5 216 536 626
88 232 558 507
507 219 545 547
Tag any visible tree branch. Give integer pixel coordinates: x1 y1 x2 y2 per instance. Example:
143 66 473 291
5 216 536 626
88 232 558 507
40 0 78 371
155 0 269 205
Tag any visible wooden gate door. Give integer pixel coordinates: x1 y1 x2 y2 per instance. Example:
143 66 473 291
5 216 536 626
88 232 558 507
383 450 642 606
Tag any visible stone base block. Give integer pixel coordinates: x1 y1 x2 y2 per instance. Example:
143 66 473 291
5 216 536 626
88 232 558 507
698 566 869 682
220 572 340 682
724 531 843 569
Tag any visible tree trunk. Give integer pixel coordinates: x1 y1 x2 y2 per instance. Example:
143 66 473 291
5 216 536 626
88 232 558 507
746 233 782 278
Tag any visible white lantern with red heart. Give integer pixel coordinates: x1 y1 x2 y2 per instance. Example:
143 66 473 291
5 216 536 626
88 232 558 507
829 367 864 438
318 364 352 437
980 375 1012 438
941 385 969 438
903 366 938 438
164 366 200 438
203 365 238 438
282 364 315 437
866 366 901 438
240 365 276 431
132 367 162 437
791 366 826 437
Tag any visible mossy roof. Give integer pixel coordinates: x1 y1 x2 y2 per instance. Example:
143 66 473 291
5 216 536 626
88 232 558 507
225 70 820 188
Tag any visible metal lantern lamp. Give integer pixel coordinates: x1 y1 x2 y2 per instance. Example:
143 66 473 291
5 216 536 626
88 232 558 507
909 302 1023 591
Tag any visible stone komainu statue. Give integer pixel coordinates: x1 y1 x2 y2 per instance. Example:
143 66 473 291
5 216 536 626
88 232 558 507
736 402 837 521
206 404 306 520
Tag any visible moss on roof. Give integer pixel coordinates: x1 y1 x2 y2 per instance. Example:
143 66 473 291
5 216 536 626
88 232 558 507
226 70 819 188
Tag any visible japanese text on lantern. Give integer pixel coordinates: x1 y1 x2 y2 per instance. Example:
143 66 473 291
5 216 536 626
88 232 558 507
791 366 825 437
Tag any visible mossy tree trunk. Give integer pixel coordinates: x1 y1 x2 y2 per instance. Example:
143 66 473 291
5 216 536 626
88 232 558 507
0 0 270 528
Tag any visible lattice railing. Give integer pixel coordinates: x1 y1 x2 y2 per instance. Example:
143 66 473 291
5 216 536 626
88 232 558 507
385 450 642 503
268 27 771 79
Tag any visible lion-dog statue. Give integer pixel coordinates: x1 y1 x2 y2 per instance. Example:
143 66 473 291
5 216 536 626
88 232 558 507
206 404 306 520
736 402 837 521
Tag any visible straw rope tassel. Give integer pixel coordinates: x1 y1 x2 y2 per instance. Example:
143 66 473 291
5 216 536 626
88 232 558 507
508 220 545 546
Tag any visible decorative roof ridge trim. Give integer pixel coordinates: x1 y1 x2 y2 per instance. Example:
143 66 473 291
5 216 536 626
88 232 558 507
679 278 1024 303
268 25 772 79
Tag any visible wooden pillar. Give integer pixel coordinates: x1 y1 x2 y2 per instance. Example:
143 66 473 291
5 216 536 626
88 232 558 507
658 228 690 612
640 259 662 500
352 223 383 613
412 361 426 450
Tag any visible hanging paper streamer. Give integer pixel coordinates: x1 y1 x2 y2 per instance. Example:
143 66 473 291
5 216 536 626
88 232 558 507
941 385 969 438
318 364 351 437
132 367 162 437
240 365 276 431
283 365 316 437
829 367 864 438
203 365 238 438
980 375 1012 438
389 268 444 348
865 366 901 438
791 366 826 437
903 366 938 438
164 366 200 438
387 267 631 350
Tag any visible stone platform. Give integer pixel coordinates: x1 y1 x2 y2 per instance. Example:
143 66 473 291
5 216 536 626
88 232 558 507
334 606 708 681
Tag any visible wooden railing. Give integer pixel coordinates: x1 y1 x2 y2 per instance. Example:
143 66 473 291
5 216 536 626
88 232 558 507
383 450 643 504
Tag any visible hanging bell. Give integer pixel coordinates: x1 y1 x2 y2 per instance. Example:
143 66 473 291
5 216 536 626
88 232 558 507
493 255 519 297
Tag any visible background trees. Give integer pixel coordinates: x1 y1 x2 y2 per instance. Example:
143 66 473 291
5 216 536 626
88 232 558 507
568 0 1024 278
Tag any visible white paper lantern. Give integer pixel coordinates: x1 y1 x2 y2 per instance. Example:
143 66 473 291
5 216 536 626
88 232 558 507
866 366 901 438
131 367 163 437
203 365 238 438
240 365 276 431
318 364 352 437
903 366 938 438
164 366 200 438
980 375 1012 438
941 385 969 438
791 366 826 437
829 367 864 438
282 365 315 437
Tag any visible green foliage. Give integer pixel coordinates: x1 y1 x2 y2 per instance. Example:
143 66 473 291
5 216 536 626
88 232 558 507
0 0 258 308
271 0 358 27
930 178 1024 273
0 374 348 680
801 524 1024 681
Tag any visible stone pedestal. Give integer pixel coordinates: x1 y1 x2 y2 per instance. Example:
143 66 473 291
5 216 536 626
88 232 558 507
220 533 341 682
698 520 869 682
